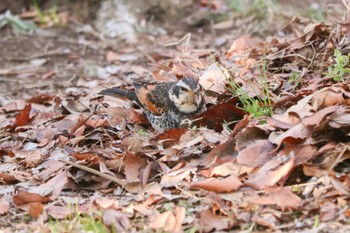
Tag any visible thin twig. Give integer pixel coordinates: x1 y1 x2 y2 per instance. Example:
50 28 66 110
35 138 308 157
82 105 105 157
61 159 126 187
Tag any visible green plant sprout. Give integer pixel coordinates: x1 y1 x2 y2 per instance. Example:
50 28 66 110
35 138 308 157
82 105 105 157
218 55 273 119
33 0 62 26
326 49 350 81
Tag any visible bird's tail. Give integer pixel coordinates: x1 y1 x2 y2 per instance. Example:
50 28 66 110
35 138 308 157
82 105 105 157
99 87 138 101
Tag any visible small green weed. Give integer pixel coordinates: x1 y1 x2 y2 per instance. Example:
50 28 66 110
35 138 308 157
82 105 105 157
326 49 350 81
287 72 300 91
49 203 109 233
313 214 319 228
228 0 276 19
222 56 273 118
33 0 62 26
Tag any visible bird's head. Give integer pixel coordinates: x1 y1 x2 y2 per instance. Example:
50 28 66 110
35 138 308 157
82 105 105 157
169 77 204 113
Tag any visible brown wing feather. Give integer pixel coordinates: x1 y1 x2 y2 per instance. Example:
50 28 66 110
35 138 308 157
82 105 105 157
135 82 173 116
135 85 163 116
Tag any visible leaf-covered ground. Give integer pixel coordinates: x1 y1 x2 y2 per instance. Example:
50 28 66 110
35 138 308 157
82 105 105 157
1 1 350 232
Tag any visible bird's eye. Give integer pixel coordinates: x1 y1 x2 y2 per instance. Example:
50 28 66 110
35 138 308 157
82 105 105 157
180 87 187 91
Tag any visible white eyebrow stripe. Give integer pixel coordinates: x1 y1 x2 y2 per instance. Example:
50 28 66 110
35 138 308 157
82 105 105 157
176 81 191 90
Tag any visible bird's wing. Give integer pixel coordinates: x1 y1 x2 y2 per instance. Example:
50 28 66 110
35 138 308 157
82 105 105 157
135 82 173 116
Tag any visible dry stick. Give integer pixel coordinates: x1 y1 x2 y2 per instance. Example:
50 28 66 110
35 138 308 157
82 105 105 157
328 144 348 172
61 160 126 187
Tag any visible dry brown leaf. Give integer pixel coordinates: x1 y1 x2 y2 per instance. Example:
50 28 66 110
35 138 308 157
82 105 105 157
226 35 258 58
190 174 242 193
0 172 18 184
199 63 227 93
311 90 344 108
73 152 100 163
270 123 314 146
155 128 188 142
102 208 130 232
149 210 176 231
1 100 26 112
160 167 196 188
0 197 10 215
124 151 146 182
40 171 69 200
13 149 42 167
15 104 32 126
199 209 232 232
237 140 276 167
245 159 294 189
302 105 338 126
13 190 50 205
320 201 338 221
29 202 44 218
253 187 302 210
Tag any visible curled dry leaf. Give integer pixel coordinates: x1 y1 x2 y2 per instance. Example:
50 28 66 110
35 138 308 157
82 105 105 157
190 174 242 193
269 123 314 146
301 105 338 127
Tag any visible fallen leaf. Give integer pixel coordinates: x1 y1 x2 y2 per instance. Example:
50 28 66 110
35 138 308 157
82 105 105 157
253 187 302 210
15 104 32 126
0 173 18 184
103 208 130 232
13 190 50 205
198 209 232 232
72 152 100 163
124 151 146 182
301 105 338 126
190 174 242 193
40 171 69 200
237 140 276 167
155 128 188 142
320 201 338 221
199 63 227 93
192 98 246 132
270 123 314 146
29 202 44 218
245 159 294 189
161 167 196 188
0 197 10 214
149 210 176 231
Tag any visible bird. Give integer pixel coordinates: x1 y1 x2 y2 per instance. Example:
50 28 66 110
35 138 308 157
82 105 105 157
99 77 206 132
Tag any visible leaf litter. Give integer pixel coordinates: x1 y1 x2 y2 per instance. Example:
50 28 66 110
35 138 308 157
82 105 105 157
2 2 350 232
